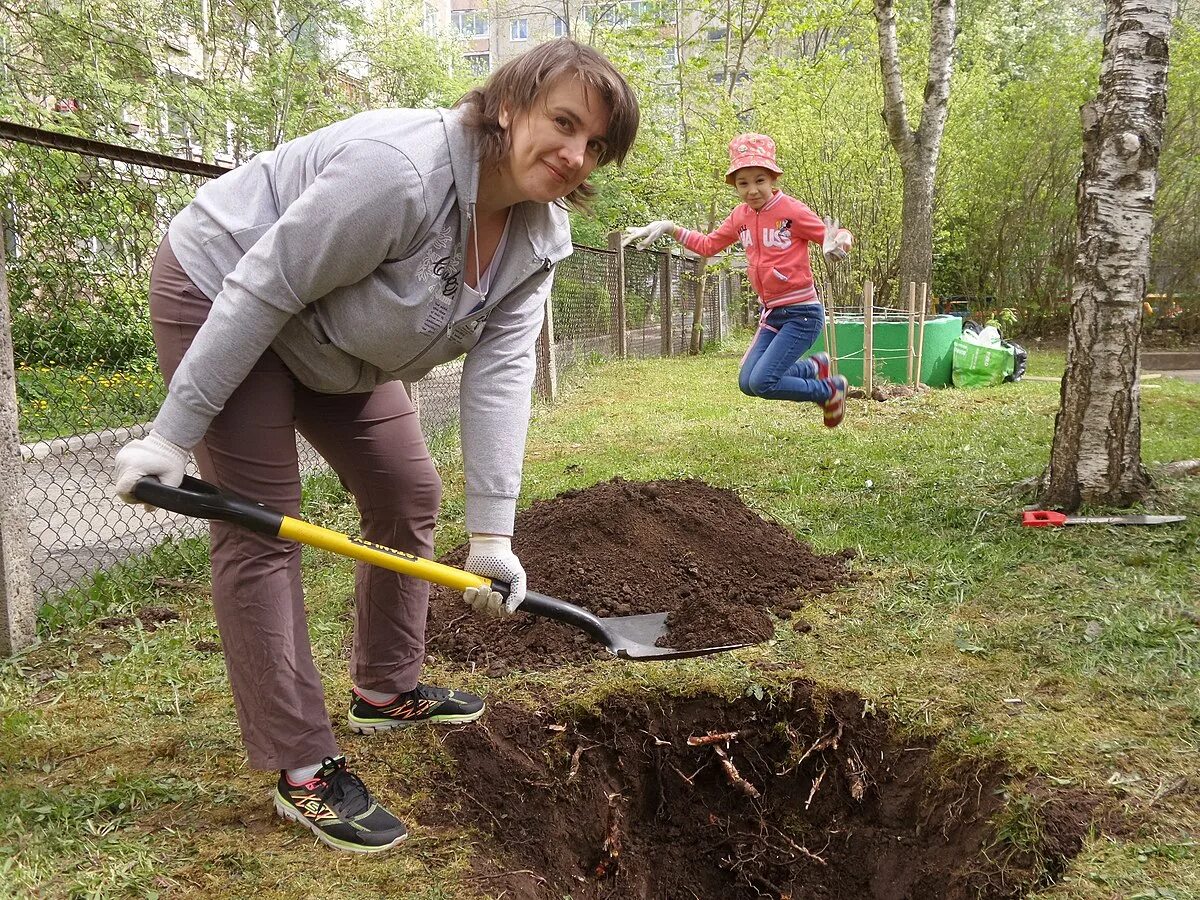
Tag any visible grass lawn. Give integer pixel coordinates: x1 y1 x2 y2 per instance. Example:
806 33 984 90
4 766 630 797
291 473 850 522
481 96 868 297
1 341 1197 898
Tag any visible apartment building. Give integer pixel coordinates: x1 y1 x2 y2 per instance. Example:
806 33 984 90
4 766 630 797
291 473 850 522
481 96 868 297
434 0 750 92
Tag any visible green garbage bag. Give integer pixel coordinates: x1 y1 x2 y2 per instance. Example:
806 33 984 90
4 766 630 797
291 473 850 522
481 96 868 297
952 337 1015 388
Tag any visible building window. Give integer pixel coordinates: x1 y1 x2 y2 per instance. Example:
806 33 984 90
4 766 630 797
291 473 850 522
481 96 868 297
554 16 568 36
423 2 438 35
510 17 528 40
451 10 488 38
707 26 728 42
662 46 678 67
465 52 491 75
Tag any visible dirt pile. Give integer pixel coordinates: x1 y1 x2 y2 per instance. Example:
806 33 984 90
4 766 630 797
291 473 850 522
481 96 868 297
426 686 1101 899
425 478 855 670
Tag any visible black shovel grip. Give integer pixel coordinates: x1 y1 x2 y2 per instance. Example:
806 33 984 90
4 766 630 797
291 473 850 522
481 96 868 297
519 590 606 634
132 476 285 537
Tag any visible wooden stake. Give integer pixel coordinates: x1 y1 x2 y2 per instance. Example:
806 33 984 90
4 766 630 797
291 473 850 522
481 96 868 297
863 281 874 396
914 282 929 386
906 281 916 383
828 305 839 377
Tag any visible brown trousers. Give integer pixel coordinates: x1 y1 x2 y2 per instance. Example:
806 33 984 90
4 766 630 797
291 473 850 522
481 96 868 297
150 237 441 770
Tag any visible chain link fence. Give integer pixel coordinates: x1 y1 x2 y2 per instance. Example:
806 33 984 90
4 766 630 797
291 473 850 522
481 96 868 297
0 122 743 637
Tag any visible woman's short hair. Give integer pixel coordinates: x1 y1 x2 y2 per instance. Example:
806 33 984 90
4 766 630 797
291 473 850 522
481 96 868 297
458 39 640 210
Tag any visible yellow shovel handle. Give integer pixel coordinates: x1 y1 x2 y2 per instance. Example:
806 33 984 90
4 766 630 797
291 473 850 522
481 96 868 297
278 516 492 593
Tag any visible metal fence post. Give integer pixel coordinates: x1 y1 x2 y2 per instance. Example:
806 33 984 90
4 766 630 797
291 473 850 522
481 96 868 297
536 294 558 402
659 253 673 357
0 220 37 654
606 231 627 359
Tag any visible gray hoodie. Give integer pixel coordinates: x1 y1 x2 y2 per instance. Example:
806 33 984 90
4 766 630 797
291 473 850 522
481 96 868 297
159 106 573 535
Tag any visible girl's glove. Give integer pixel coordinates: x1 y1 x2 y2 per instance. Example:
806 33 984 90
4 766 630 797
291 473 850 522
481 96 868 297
112 431 189 509
822 216 853 262
463 535 526 617
622 220 678 250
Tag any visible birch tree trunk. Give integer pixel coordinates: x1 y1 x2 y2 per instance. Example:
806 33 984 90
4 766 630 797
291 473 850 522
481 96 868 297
1042 0 1176 510
874 0 956 291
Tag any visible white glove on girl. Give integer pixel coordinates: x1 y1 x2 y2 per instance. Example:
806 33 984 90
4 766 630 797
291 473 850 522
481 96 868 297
622 220 678 250
463 535 526 617
112 431 190 506
822 216 853 262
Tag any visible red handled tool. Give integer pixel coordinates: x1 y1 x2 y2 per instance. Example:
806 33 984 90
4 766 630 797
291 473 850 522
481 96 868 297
1022 510 1186 527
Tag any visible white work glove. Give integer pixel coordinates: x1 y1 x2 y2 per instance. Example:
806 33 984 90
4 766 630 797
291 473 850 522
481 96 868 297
112 430 189 508
462 535 526 617
822 216 853 262
622 220 678 250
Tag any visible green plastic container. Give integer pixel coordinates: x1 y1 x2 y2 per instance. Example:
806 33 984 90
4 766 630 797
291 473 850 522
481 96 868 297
806 314 963 388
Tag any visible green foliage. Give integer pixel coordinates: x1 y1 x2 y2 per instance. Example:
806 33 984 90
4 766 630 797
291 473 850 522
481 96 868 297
553 276 613 331
1 0 459 155
16 362 165 442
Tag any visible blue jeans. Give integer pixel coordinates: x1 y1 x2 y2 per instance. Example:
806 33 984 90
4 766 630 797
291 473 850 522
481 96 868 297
739 304 831 404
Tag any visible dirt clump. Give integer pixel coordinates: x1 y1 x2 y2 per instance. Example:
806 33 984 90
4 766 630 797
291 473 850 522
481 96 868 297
425 477 854 670
426 686 1102 899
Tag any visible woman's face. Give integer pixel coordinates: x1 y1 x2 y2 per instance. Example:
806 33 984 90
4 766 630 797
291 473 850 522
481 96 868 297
499 76 612 204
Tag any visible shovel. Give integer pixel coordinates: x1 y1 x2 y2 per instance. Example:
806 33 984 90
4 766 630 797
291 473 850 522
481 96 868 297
1022 510 1187 527
132 476 747 662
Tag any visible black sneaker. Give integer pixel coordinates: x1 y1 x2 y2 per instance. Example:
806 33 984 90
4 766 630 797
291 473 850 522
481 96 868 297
348 684 485 734
273 756 407 853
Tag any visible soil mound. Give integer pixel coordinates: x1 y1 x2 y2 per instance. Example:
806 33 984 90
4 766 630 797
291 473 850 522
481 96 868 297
425 686 1101 899
426 478 855 670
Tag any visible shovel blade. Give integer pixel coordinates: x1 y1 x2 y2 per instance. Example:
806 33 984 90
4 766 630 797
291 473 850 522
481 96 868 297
518 592 750 662
601 612 750 661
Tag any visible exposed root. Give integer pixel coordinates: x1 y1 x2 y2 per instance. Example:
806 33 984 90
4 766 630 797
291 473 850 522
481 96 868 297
779 720 843 775
687 730 741 747
594 792 624 878
714 746 762 799
567 743 587 783
805 762 828 810
842 746 870 801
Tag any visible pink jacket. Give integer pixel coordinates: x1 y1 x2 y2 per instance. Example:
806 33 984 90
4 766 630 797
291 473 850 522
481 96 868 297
676 191 829 308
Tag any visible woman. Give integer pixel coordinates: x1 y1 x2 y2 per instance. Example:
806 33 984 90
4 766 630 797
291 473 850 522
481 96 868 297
113 39 639 853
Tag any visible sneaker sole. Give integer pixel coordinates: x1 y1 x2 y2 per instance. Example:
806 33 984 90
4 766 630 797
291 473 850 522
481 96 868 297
347 706 486 735
823 378 847 428
273 793 407 854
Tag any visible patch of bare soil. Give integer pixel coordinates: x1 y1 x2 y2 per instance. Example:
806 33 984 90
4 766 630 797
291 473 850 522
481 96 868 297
425 478 855 671
427 686 1103 899
847 382 929 402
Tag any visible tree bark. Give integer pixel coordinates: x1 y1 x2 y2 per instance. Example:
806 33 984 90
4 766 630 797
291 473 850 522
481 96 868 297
1042 0 1176 510
874 0 956 292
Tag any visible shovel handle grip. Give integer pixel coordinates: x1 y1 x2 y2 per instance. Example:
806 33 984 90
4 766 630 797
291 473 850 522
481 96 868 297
133 476 285 535
1022 510 1067 527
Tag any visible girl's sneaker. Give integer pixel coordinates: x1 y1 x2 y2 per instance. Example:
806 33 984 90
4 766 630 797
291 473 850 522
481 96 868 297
822 375 848 428
810 352 831 381
274 756 407 853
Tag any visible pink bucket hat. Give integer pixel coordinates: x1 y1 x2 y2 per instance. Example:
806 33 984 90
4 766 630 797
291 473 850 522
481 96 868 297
725 133 783 184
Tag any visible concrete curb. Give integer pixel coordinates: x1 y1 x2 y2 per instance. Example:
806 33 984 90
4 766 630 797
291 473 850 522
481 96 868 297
20 422 151 462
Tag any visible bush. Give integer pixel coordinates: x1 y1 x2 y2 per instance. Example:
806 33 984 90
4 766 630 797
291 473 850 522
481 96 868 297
9 268 156 370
